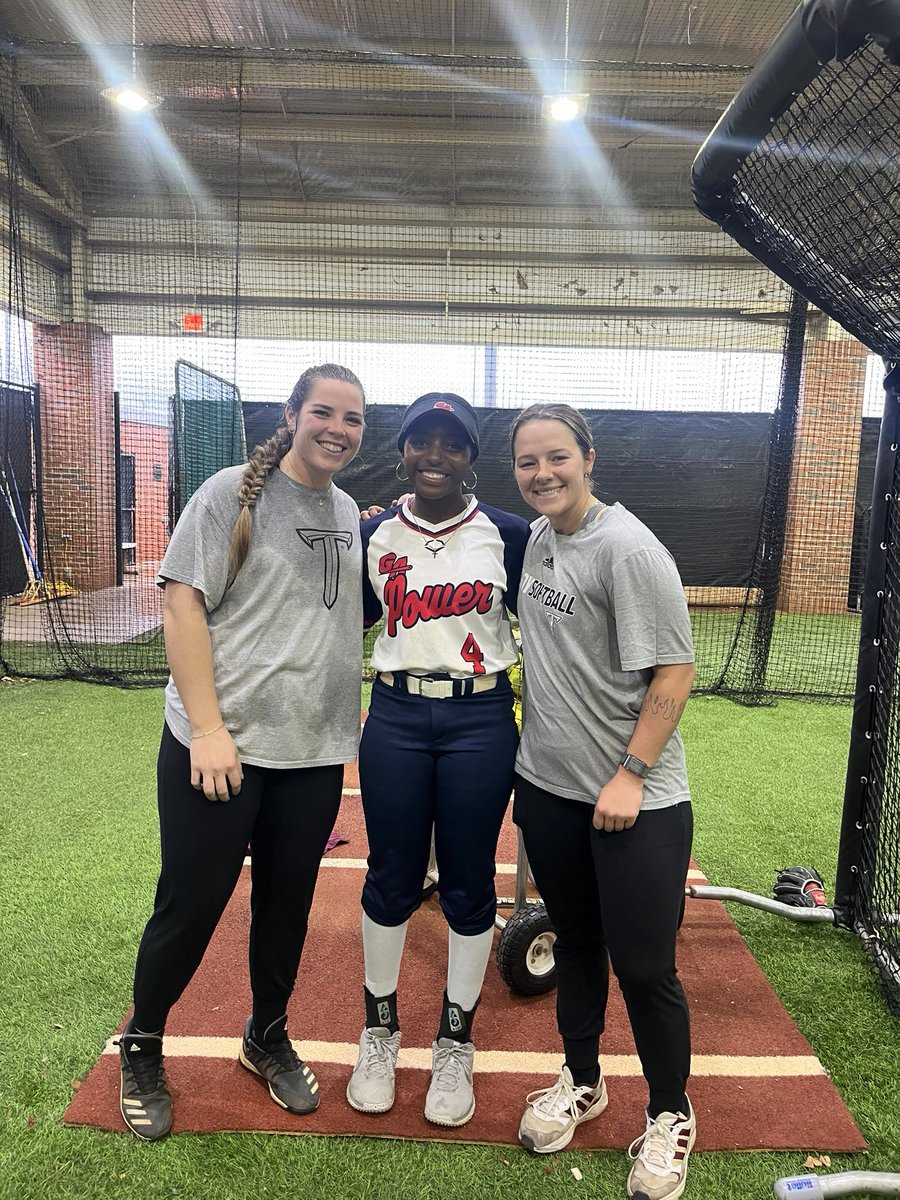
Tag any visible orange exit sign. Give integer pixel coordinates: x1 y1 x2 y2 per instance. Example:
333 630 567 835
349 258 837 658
182 312 204 331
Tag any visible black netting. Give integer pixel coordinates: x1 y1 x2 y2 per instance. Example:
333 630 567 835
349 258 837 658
727 41 900 361
691 14 900 1010
859 436 900 1015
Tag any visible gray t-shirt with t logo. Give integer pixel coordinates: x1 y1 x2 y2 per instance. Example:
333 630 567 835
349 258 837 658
516 503 693 810
159 464 362 768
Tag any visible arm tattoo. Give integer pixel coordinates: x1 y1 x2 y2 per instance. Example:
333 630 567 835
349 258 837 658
641 689 686 725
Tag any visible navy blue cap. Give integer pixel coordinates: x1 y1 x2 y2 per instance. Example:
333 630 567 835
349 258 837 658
397 392 480 461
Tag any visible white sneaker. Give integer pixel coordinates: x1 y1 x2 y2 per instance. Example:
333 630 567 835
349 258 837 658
626 1098 696 1200
518 1065 608 1153
424 1038 475 1127
346 1027 402 1114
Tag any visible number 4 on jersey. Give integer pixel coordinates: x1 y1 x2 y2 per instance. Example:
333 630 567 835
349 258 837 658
460 632 485 675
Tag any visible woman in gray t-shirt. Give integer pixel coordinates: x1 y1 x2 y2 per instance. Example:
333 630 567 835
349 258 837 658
116 364 366 1142
511 403 697 1200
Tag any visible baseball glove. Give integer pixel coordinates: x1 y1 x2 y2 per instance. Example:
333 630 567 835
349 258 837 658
773 866 828 907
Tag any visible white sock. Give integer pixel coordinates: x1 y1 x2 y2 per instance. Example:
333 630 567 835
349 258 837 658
362 913 409 997
446 927 494 1011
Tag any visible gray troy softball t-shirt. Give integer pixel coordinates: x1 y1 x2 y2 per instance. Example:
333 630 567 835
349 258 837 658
159 464 363 769
516 503 693 811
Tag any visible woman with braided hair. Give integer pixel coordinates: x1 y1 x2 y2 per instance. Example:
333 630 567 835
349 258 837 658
116 363 366 1141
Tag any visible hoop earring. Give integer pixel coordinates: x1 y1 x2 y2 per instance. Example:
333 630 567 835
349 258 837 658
395 461 410 482
464 468 478 491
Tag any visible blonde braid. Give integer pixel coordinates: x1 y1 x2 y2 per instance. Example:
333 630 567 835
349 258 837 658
227 425 292 584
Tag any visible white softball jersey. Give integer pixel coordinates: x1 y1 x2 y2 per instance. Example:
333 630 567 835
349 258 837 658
361 497 530 678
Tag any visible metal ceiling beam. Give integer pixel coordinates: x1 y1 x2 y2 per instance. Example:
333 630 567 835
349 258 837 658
84 288 789 322
0 223 72 271
44 113 704 150
15 55 747 101
88 237 760 268
84 196 713 229
0 56 81 213
0 159 85 227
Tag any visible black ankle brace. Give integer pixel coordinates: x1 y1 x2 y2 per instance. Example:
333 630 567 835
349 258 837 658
364 987 399 1034
438 992 479 1043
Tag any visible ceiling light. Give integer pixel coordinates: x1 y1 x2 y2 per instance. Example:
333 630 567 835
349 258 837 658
102 83 161 112
543 93 589 123
101 0 161 113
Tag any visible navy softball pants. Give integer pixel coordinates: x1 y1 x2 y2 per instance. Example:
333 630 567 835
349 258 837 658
132 724 343 1033
359 676 519 935
513 774 693 1116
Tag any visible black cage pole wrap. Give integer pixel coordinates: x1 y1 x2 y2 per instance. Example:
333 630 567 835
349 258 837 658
836 364 900 922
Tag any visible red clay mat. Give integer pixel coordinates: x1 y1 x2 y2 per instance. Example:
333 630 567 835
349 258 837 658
65 786 866 1151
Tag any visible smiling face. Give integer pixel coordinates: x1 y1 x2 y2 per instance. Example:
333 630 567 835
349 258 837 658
512 418 596 534
402 413 473 519
282 376 365 488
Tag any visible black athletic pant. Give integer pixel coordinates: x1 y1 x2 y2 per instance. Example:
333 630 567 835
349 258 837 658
132 724 343 1035
513 774 692 1117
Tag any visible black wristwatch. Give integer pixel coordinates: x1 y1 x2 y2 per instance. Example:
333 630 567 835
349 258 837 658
618 751 650 779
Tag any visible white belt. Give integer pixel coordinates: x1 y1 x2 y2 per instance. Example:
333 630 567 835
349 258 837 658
378 671 501 699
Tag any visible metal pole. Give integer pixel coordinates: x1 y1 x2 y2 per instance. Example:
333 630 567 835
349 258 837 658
113 389 123 587
31 381 45 578
483 344 497 407
745 289 808 701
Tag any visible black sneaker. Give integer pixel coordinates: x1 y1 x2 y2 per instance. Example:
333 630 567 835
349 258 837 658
116 1028 173 1141
238 1016 320 1114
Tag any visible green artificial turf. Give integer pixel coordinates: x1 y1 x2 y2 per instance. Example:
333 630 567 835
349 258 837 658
1 679 898 1200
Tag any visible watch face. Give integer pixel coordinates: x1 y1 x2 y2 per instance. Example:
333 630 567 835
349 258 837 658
621 753 648 777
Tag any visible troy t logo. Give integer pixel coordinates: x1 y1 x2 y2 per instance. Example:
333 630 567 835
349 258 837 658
296 529 353 609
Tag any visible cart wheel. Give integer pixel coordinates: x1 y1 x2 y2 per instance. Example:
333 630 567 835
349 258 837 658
496 904 557 995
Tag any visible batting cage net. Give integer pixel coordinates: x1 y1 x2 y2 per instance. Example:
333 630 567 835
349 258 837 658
693 0 900 1012
0 0 884 709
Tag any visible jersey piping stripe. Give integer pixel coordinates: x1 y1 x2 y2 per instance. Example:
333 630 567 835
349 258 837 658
397 504 481 538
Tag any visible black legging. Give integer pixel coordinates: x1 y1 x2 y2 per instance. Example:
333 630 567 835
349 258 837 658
513 774 692 1117
132 724 343 1034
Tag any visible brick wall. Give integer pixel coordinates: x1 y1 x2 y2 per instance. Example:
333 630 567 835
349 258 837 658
778 326 868 615
33 322 116 592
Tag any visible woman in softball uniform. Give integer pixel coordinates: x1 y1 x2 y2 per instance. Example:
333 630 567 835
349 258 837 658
117 364 366 1141
347 392 529 1127
511 403 697 1200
